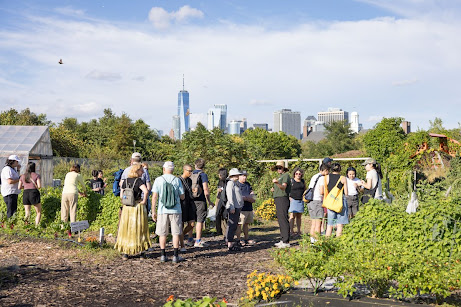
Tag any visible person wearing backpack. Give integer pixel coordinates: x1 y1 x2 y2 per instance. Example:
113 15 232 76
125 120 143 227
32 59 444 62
307 163 329 243
190 158 214 248
1 155 21 218
319 162 349 237
115 164 151 260
152 161 185 263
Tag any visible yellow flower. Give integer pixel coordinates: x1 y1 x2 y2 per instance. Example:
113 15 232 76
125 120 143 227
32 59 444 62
295 281 299 285
284 283 290 288
255 291 260 296
273 283 279 289
271 291 276 297
265 287 270 292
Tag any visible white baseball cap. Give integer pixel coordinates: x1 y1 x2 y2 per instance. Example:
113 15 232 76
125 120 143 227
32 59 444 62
8 155 21 162
131 152 142 159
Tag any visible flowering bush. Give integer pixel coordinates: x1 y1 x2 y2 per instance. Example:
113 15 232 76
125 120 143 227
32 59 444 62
254 198 277 221
163 296 227 307
241 270 296 303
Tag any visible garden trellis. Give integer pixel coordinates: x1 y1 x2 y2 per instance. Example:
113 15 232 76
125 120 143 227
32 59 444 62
0 125 53 186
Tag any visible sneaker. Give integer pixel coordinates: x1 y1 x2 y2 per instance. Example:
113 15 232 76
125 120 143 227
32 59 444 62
185 240 194 247
194 240 208 248
180 247 187 252
160 255 168 262
274 240 284 247
172 255 184 263
121 254 129 261
276 242 291 249
147 247 155 252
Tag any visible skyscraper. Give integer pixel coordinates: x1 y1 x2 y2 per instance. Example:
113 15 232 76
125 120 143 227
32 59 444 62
172 115 180 140
228 120 241 135
273 109 301 139
177 75 190 139
213 104 227 132
207 108 222 130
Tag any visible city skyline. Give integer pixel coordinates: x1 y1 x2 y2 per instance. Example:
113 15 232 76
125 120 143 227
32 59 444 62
1 1 461 133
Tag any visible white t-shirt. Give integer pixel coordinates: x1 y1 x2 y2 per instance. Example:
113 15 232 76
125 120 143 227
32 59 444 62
1 166 20 196
366 169 383 199
346 177 361 196
308 173 323 201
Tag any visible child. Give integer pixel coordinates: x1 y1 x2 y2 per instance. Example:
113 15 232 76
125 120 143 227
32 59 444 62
90 170 105 195
345 167 361 219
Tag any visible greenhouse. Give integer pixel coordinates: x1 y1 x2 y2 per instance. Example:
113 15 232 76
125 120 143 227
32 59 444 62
0 125 53 186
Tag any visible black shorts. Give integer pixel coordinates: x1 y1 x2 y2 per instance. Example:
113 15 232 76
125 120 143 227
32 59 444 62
23 189 41 205
195 201 207 223
181 200 197 223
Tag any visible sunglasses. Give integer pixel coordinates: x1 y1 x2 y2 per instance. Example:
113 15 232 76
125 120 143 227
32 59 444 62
276 166 284 170
295 172 302 175
186 169 193 172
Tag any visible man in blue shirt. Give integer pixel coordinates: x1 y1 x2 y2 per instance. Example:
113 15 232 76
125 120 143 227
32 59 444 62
152 161 185 263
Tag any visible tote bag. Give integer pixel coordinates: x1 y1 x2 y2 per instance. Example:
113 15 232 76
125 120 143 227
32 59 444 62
322 176 344 213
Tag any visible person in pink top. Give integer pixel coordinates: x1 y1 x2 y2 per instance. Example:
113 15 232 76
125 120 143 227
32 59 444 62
18 162 42 226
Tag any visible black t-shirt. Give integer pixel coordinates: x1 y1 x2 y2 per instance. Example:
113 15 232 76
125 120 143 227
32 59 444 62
90 178 105 195
290 179 305 200
121 178 143 201
179 176 194 206
327 174 343 193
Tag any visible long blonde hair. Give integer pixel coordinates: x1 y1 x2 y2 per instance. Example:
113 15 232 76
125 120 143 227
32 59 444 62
128 164 143 178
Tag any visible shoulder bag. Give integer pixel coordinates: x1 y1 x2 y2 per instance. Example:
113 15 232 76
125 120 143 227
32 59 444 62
322 176 344 213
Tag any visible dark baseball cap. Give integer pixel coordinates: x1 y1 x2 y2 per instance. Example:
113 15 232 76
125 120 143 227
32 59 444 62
323 157 333 164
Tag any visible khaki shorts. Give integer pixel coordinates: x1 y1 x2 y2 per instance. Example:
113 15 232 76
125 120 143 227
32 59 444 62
239 211 254 225
155 213 182 236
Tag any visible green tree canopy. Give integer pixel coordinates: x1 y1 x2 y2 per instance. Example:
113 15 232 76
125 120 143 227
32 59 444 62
241 128 301 160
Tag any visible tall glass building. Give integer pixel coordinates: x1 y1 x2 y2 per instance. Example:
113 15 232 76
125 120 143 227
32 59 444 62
172 115 180 140
177 77 190 139
213 104 227 132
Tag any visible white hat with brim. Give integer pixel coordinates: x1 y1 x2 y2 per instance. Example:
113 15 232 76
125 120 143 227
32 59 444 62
228 168 242 178
8 155 20 162
131 152 142 159
362 158 377 165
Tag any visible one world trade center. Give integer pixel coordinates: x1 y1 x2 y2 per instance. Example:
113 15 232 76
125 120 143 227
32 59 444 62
177 75 190 139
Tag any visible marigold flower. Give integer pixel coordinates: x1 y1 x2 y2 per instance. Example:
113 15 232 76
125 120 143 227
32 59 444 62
166 295 174 302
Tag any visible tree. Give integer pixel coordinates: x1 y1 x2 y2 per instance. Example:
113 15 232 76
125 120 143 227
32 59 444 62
363 117 406 165
0 108 50 126
324 120 356 154
241 128 301 160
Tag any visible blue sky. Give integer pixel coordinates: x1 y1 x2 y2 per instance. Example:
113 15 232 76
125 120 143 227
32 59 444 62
1 0 460 134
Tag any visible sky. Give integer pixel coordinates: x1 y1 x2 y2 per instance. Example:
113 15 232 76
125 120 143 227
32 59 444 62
1 0 460 134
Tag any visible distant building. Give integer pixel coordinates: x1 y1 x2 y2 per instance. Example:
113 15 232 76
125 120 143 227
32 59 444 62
168 129 175 140
214 104 227 132
172 115 180 140
273 109 301 139
177 76 190 139
350 112 362 133
228 120 241 135
240 118 247 134
253 123 269 131
207 108 222 130
317 108 349 125
402 121 411 134
303 116 317 138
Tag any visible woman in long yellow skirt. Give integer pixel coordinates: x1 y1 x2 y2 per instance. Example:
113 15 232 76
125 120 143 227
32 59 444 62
115 164 151 259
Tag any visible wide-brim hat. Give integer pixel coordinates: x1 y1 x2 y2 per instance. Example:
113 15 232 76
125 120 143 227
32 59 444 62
271 160 288 172
362 158 377 165
228 168 243 178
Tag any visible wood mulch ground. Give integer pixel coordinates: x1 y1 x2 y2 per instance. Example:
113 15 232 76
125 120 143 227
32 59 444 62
0 219 311 307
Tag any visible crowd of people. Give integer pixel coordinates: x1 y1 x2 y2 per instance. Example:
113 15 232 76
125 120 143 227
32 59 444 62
1 152 383 262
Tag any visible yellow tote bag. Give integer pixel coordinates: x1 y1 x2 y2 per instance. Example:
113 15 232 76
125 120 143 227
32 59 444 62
322 176 344 213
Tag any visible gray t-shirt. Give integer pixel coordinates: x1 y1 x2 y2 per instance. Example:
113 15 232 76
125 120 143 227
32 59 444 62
1 166 20 196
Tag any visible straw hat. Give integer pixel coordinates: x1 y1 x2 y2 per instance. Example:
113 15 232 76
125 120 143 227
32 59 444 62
271 160 288 172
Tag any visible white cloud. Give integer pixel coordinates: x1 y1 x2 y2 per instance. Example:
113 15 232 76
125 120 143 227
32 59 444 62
1 5 461 133
392 79 419 86
54 7 86 17
132 76 146 82
148 5 204 29
249 99 272 106
85 70 122 81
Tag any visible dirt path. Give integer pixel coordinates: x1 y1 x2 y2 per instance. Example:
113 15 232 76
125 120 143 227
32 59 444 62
0 221 307 307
